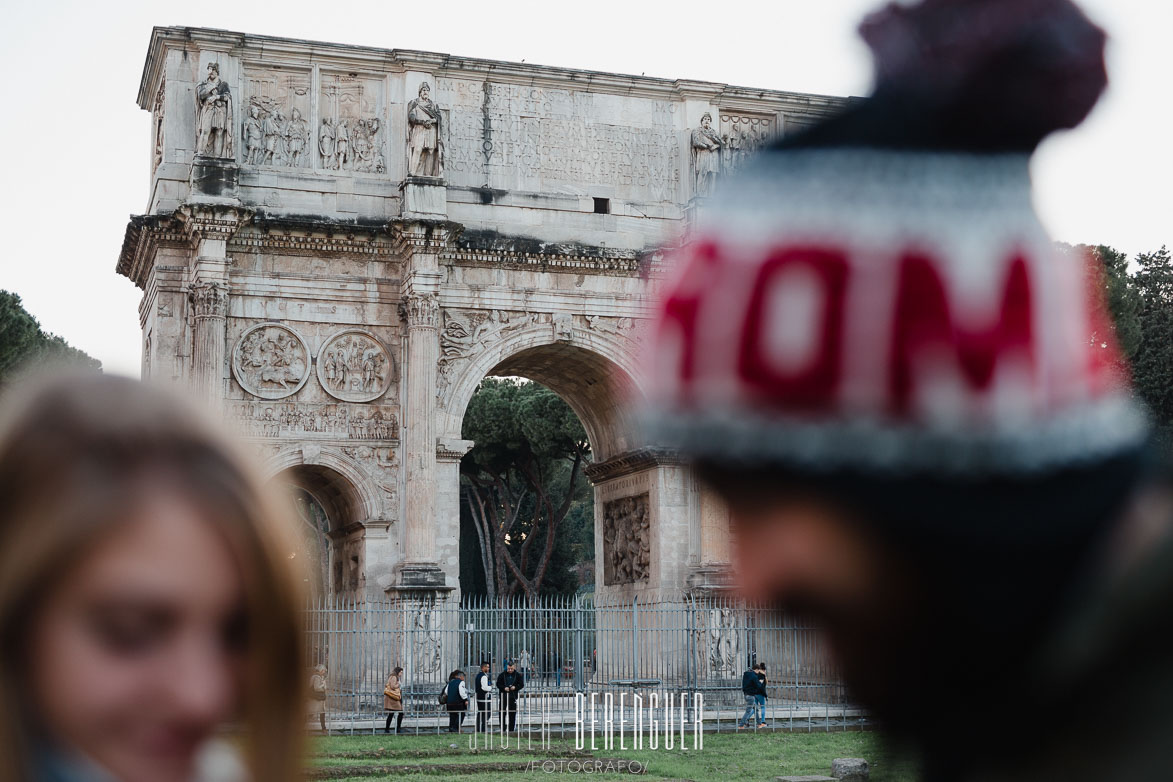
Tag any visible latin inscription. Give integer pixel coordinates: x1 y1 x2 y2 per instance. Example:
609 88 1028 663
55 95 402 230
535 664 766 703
437 80 681 201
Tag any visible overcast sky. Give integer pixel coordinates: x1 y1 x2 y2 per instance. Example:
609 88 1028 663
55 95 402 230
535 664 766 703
1 0 1168 377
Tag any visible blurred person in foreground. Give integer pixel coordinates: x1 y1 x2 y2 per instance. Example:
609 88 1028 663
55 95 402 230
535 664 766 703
0 373 307 782
647 0 1173 779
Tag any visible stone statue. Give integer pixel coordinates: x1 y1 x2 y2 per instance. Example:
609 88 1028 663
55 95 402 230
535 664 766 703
407 82 443 177
285 108 308 167
243 104 264 165
318 118 336 168
691 112 722 197
195 63 234 159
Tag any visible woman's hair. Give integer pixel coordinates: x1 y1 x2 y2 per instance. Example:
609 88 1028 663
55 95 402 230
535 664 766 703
393 666 403 676
0 373 307 782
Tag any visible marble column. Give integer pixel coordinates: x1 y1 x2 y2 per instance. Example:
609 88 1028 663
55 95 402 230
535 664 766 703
394 222 456 591
190 281 228 400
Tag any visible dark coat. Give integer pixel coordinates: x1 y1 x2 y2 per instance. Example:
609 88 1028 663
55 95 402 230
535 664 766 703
496 669 524 699
741 669 765 696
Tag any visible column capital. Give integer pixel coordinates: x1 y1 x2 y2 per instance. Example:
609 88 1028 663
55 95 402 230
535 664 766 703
188 280 228 318
398 292 440 329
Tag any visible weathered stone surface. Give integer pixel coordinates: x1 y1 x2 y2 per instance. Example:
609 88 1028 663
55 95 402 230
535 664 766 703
776 776 836 782
119 26 848 604
831 758 870 781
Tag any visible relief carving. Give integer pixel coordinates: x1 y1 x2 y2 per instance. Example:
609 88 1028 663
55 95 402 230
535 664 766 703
691 112 723 198
152 80 165 171
319 74 385 173
231 323 311 400
195 63 234 159
602 493 651 585
243 70 312 169
719 113 775 175
696 606 741 679
316 329 396 403
437 309 535 402
228 401 399 440
407 82 444 177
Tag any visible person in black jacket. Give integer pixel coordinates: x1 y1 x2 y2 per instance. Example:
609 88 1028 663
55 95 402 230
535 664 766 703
737 663 766 729
495 660 525 731
444 670 469 733
473 661 494 733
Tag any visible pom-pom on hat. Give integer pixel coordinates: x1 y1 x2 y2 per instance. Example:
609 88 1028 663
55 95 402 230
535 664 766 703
646 0 1146 481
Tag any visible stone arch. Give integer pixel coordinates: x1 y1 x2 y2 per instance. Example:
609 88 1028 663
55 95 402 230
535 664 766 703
440 324 646 462
264 446 383 525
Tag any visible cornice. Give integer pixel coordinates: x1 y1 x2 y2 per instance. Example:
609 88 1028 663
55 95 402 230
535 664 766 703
116 214 187 290
584 447 683 485
139 26 853 113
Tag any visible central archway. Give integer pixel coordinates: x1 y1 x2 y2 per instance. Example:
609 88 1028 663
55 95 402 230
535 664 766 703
435 327 708 602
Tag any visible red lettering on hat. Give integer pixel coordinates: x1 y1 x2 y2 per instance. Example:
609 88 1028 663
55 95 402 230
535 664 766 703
889 253 1035 414
738 247 849 411
658 241 724 393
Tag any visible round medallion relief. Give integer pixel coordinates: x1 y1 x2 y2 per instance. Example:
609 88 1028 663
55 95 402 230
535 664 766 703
316 329 395 403
231 323 312 400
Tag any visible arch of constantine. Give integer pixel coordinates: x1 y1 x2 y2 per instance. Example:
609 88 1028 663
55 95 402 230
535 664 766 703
117 27 848 604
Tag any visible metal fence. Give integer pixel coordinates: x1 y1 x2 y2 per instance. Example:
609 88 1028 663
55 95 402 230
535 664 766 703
304 593 857 732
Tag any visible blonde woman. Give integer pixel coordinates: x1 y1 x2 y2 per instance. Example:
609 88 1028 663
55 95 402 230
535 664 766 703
0 374 307 782
383 666 404 734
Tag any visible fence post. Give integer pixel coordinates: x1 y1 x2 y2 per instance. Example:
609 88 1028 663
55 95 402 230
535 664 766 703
574 595 584 691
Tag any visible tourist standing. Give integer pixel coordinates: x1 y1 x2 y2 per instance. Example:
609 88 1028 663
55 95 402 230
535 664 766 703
474 661 494 733
496 659 525 731
310 664 328 732
384 666 404 734
755 663 768 727
445 670 470 733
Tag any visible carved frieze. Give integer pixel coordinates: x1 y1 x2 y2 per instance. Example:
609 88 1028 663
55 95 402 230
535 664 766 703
602 493 651 585
319 73 385 173
317 329 396 403
228 400 399 440
231 323 311 399
719 112 775 175
195 62 234 159
243 69 311 168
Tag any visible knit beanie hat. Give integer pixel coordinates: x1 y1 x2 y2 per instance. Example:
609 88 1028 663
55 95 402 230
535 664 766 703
647 0 1148 500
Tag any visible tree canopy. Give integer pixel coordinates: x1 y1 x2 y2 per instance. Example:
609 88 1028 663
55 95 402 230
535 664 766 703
459 378 592 602
1085 244 1173 449
0 291 101 383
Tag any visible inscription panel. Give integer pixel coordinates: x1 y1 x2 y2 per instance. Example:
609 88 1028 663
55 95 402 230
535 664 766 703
436 79 682 202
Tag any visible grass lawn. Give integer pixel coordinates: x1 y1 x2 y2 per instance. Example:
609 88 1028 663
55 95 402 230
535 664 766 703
309 730 919 781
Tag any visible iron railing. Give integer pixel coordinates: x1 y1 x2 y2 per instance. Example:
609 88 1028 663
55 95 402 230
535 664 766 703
304 593 857 732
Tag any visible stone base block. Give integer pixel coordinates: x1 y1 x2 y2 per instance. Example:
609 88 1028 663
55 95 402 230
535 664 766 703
392 562 452 592
776 777 836 782
190 156 239 202
400 176 447 219
831 758 869 781
686 565 736 596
